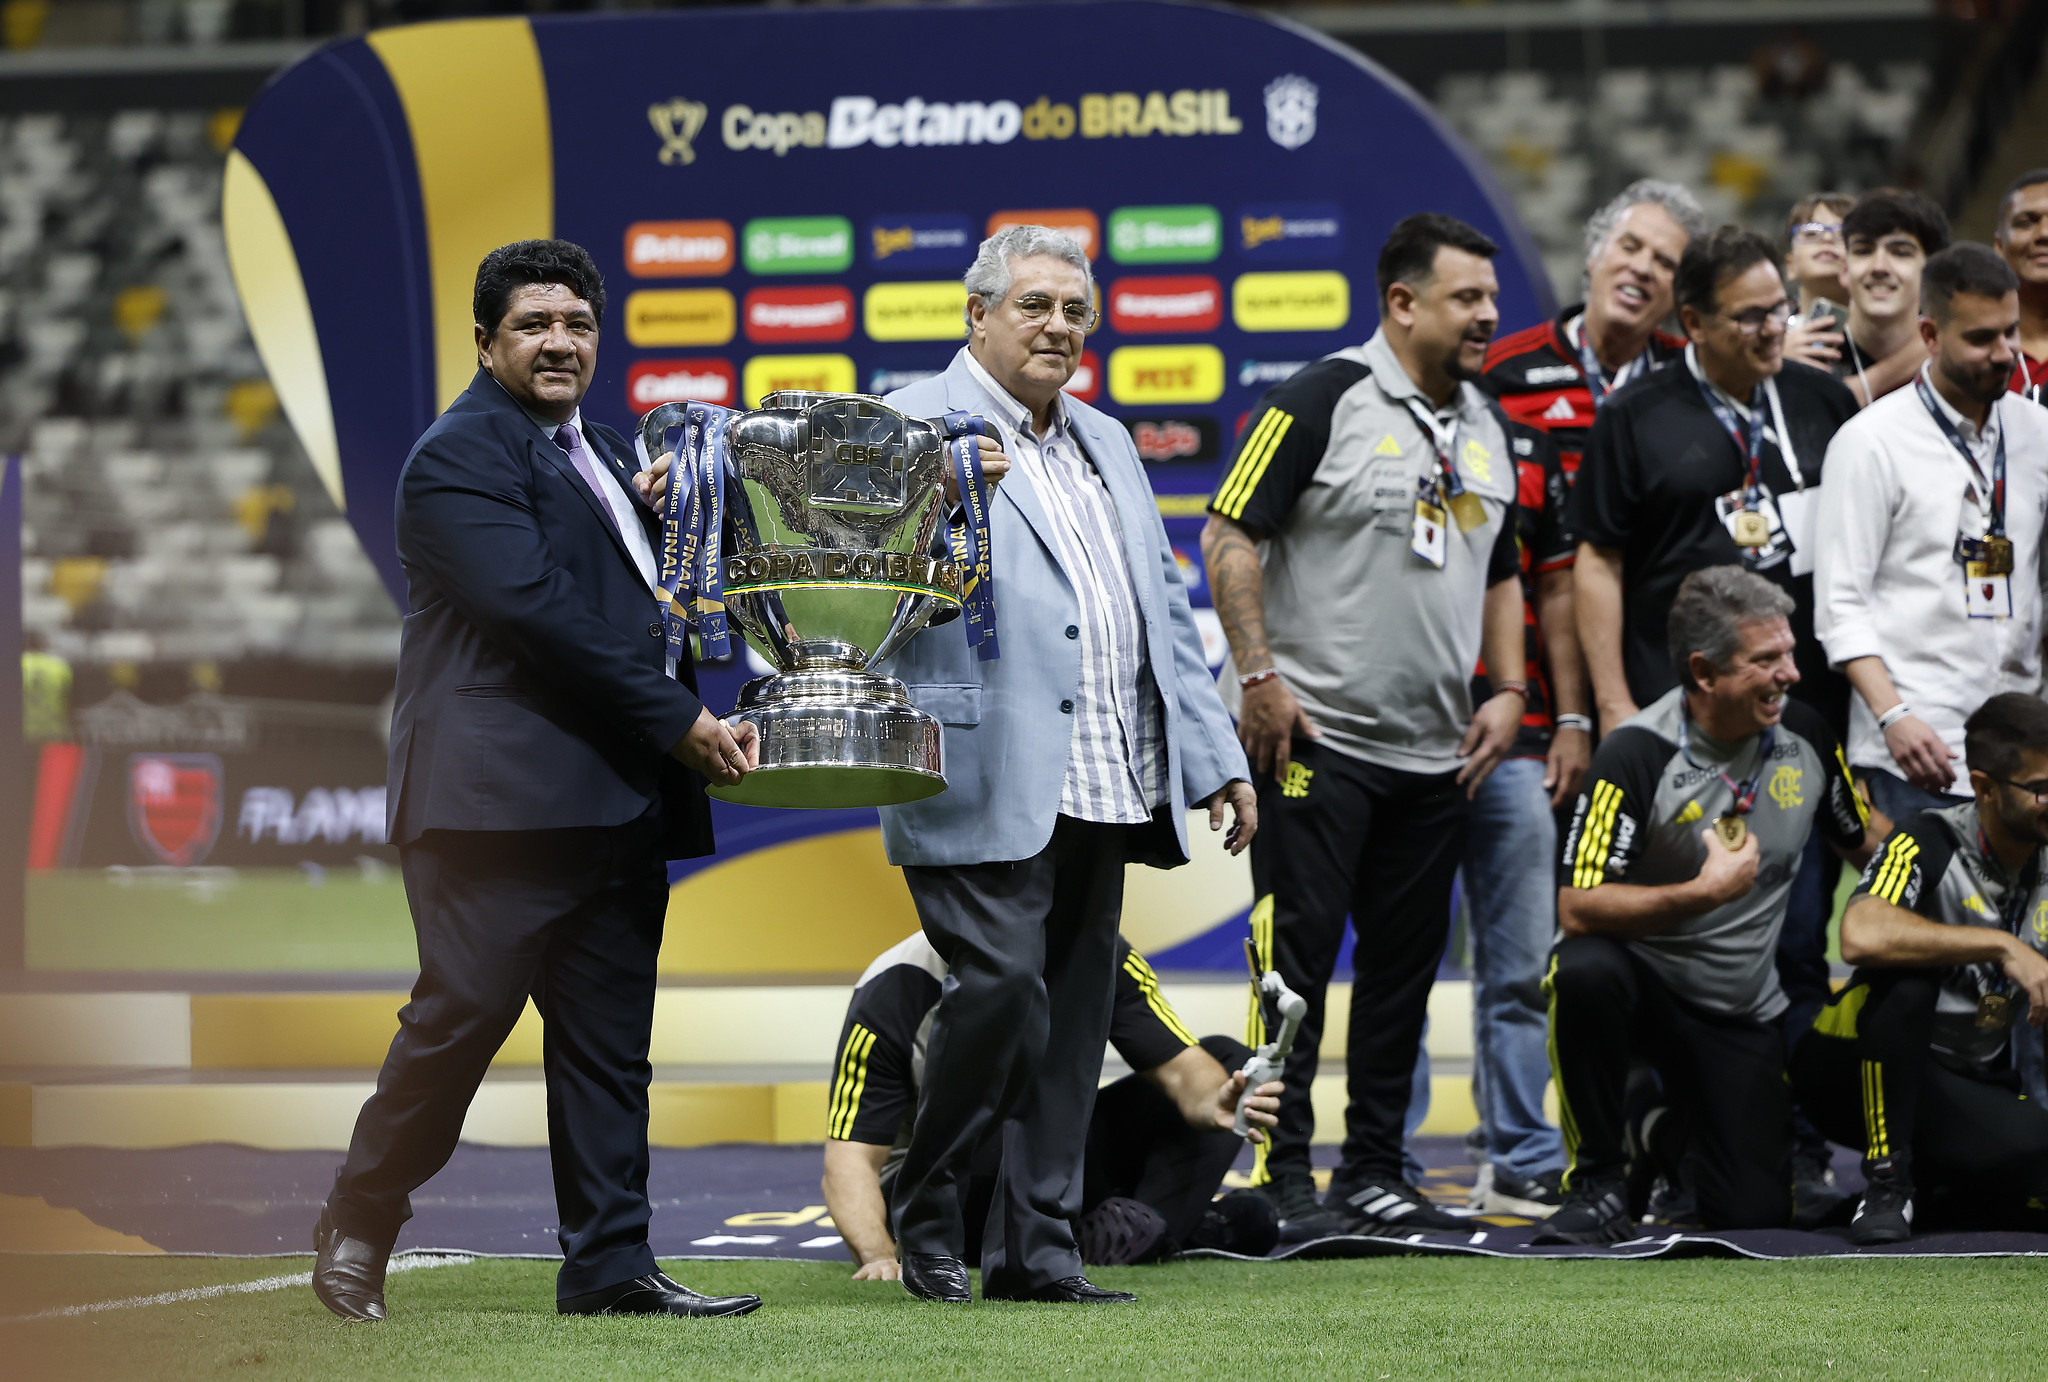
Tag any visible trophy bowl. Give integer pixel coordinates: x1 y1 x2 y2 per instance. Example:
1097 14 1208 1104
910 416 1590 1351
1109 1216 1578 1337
676 391 962 809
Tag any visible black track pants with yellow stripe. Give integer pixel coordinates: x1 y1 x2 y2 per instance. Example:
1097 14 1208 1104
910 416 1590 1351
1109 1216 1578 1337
1792 969 2048 1215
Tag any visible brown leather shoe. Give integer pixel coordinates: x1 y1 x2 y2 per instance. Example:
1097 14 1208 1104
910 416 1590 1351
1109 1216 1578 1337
312 1206 390 1322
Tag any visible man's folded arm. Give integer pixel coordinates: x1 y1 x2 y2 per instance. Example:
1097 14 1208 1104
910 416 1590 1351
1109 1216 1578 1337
400 439 703 755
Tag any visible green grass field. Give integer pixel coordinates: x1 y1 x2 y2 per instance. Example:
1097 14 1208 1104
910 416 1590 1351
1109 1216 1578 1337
3 1253 2042 1380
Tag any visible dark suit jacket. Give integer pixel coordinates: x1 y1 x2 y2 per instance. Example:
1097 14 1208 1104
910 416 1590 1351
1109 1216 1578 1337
385 369 714 860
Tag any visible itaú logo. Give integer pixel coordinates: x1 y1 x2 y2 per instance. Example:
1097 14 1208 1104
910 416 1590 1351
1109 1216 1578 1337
1107 275 1223 334
743 286 855 344
627 359 737 410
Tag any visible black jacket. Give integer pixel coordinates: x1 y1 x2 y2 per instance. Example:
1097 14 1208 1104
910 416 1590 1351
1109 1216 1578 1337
385 369 713 859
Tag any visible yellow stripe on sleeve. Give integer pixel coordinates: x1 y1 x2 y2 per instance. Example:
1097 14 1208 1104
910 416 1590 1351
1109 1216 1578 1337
1838 747 1871 828
1214 408 1295 519
1571 780 1622 890
1124 950 1198 1048
1873 837 1920 906
827 1023 877 1141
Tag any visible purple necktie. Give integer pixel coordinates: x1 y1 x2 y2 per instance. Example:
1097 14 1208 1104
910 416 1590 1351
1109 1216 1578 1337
555 423 623 540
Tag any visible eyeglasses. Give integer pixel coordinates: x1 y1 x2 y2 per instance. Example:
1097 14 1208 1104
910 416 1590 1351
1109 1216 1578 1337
1716 300 1793 337
1789 222 1842 246
1009 294 1099 332
1989 773 2048 802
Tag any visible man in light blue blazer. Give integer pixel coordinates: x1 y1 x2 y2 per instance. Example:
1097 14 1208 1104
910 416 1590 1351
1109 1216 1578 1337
877 226 1256 1305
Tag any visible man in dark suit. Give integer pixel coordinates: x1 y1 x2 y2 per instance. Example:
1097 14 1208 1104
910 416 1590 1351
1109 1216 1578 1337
311 240 763 1322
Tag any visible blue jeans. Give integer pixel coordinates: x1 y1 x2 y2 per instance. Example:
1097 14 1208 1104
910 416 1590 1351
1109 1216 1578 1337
1458 756 1565 1178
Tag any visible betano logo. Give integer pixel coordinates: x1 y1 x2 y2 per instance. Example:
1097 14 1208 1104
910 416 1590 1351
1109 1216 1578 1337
700 90 1245 158
1108 276 1223 335
625 220 734 278
624 288 736 348
742 354 858 407
626 359 737 411
864 282 970 342
987 209 1100 261
743 217 854 275
1107 206 1220 265
1232 272 1349 332
1108 345 1224 405
743 286 855 344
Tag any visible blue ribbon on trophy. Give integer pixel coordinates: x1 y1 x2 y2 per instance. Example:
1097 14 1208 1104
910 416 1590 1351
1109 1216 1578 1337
940 411 999 661
644 401 735 674
693 406 734 661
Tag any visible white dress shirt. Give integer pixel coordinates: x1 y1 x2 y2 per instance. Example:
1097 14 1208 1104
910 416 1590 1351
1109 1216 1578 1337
1814 365 2048 774
961 350 1166 824
552 407 659 593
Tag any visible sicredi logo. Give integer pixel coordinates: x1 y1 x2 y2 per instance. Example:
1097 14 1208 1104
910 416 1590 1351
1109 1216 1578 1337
1240 360 1309 388
869 214 975 269
1236 203 1344 260
627 359 737 411
1108 345 1225 405
1125 416 1220 464
742 354 858 407
624 220 735 278
864 282 970 342
1232 271 1350 332
986 210 1099 261
743 286 855 344
624 289 736 348
1107 206 1221 265
743 217 854 275
1063 349 1102 404
1108 275 1223 335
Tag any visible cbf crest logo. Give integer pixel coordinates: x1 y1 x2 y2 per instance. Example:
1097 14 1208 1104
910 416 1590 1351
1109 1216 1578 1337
649 99 708 166
1264 75 1318 150
126 753 223 866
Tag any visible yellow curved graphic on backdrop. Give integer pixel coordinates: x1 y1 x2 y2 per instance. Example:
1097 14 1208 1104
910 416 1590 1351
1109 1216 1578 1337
220 151 344 511
366 18 554 412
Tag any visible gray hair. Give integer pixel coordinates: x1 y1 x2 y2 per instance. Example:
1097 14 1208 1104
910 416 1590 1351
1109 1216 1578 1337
1583 179 1709 265
1669 565 1795 690
963 224 1094 324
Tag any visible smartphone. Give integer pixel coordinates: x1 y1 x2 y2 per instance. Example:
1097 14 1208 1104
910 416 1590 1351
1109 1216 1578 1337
1792 298 1847 332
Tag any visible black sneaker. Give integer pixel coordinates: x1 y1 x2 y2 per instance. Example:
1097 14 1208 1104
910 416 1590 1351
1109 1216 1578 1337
1791 1145 1844 1230
1472 1166 1564 1217
1532 1177 1634 1245
1849 1157 1915 1246
1256 1174 1344 1244
1327 1179 1468 1236
1186 1190 1281 1257
1074 1196 1170 1265
1643 1175 1700 1228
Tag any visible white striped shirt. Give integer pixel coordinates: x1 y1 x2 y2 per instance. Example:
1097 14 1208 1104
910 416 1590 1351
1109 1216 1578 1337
963 351 1166 824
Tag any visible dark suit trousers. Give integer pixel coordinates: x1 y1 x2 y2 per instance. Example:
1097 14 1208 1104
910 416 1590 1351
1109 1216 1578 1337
893 815 1130 1291
327 809 669 1298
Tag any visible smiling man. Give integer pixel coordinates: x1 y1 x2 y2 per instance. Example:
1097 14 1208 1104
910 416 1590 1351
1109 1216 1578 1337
1994 169 2048 403
1828 190 1949 406
311 240 762 1324
1542 566 1884 1243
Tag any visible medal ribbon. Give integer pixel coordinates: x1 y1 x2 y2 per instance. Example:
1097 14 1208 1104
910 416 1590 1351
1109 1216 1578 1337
941 411 999 661
654 401 736 668
1568 314 1645 408
1971 827 2038 1011
1916 372 2007 541
1680 701 1776 818
1400 397 1468 510
1694 373 1768 507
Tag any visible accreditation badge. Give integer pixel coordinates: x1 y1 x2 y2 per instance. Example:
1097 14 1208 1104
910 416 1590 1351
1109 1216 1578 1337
1965 563 2013 620
1411 474 1448 569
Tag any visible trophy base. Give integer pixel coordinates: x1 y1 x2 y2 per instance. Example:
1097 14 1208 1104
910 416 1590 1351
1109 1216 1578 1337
703 670 945 809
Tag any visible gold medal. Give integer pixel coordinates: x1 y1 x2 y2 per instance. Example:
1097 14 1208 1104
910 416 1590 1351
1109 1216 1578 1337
1981 536 2015 576
1713 815 1747 850
1449 490 1487 533
1732 509 1770 547
1976 992 2014 1029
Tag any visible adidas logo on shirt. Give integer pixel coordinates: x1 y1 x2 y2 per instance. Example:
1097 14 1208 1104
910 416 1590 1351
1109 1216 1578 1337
1542 395 1577 421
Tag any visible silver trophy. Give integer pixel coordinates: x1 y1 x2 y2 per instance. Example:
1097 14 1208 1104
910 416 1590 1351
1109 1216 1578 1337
641 391 964 809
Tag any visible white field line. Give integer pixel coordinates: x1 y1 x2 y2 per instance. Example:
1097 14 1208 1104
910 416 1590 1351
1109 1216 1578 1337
6 1251 474 1323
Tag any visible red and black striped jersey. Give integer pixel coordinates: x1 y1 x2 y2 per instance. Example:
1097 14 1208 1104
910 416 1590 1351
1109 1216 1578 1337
1481 305 1686 475
2011 352 2047 405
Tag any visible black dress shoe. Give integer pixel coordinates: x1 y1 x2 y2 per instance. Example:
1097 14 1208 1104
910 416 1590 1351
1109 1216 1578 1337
312 1206 389 1322
984 1274 1136 1303
899 1252 972 1303
558 1271 762 1317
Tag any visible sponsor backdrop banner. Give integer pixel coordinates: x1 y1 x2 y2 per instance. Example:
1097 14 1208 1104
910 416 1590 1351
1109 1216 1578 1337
223 0 1546 973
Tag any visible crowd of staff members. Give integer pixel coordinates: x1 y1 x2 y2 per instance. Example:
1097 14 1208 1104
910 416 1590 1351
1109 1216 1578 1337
818 171 2048 1294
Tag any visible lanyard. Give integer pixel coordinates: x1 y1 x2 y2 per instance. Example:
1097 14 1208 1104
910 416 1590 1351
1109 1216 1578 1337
1681 702 1776 817
1400 396 1467 503
1917 373 2006 538
1689 347 1805 496
1568 314 1645 407
1974 829 2039 936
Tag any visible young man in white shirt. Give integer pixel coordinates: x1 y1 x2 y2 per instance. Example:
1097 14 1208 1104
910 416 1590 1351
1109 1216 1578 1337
1815 242 2048 828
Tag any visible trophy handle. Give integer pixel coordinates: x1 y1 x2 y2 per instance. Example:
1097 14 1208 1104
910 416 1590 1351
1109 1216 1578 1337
638 401 694 464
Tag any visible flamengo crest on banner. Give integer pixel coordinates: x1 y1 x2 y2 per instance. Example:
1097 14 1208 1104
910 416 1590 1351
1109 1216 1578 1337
127 752 223 866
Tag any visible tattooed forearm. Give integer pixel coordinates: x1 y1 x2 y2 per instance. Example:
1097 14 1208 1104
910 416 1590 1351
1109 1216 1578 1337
1201 513 1272 675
